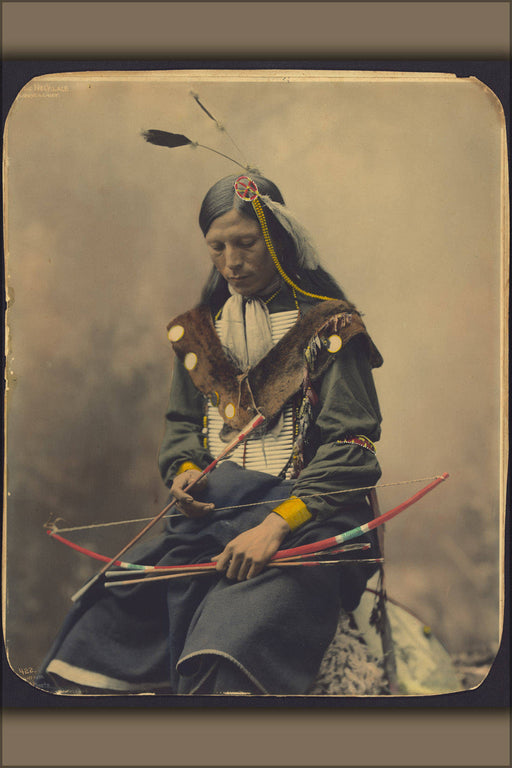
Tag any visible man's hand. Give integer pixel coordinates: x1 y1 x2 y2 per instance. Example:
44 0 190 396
171 470 214 518
214 513 291 581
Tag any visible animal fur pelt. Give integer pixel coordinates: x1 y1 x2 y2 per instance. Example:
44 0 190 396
310 611 388 696
167 300 382 431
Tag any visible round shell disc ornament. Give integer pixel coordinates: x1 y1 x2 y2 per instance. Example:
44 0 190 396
234 175 259 202
224 402 236 419
168 324 184 342
184 352 198 371
327 334 343 353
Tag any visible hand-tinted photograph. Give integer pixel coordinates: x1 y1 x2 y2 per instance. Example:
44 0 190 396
3 70 506 699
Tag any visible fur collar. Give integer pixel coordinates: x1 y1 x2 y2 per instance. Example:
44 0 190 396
167 300 382 431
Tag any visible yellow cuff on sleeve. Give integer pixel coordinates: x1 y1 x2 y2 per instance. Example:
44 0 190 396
176 461 201 475
272 496 312 531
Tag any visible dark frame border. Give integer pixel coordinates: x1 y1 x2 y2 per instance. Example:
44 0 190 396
2 57 510 713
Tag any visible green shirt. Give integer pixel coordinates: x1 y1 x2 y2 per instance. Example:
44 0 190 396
158 286 383 521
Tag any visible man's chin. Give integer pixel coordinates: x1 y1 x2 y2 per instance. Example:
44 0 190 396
229 282 254 296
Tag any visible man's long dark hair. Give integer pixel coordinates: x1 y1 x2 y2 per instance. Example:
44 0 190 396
197 174 347 315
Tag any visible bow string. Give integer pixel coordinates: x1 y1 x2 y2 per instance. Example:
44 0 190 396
47 473 449 596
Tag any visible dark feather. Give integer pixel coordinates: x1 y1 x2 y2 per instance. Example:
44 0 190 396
142 130 192 148
191 94 218 123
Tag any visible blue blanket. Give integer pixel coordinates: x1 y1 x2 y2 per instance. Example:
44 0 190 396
38 462 379 694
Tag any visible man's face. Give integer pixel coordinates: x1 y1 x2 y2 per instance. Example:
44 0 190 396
205 208 277 296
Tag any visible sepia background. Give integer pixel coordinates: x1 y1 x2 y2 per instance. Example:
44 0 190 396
4 71 506 688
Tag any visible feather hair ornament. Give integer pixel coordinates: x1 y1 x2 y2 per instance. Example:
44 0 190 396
189 91 219 124
142 94 323 277
259 194 320 270
189 91 251 169
141 130 192 148
142 129 256 172
143 90 260 172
